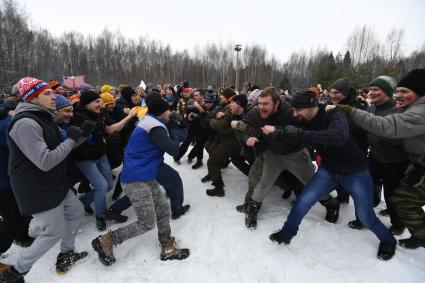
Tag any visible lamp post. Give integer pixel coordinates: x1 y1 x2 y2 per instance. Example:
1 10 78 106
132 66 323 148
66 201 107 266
234 44 242 91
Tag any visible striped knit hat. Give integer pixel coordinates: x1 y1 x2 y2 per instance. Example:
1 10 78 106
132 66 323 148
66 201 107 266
370 75 396 96
17 77 50 101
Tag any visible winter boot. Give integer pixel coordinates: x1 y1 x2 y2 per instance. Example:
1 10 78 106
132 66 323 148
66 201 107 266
55 250 88 274
348 219 364 230
398 236 425 249
269 230 292 245
236 202 248 213
84 206 94 215
206 181 225 197
319 197 340 223
377 239 397 261
96 217 106 231
105 209 128 223
77 180 91 194
171 204 191 220
245 198 262 230
390 225 405 236
92 230 117 266
201 174 212 183
0 266 25 283
281 189 292 199
160 238 190 261
191 159 203 169
379 208 389 217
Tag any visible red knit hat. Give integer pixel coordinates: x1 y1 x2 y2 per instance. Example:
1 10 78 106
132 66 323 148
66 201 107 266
17 77 50 101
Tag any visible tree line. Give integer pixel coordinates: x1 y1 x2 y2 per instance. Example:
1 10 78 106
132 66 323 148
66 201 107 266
1 0 424 93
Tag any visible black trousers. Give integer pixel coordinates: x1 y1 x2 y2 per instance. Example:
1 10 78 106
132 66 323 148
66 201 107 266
0 189 32 253
369 156 408 228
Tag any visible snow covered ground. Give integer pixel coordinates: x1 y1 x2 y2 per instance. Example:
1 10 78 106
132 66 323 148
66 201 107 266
3 153 425 283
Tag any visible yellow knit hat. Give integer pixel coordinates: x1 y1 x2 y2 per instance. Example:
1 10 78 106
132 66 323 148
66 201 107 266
100 92 115 106
101 84 114 94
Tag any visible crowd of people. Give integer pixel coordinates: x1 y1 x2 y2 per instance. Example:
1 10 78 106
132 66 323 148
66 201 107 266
0 69 424 282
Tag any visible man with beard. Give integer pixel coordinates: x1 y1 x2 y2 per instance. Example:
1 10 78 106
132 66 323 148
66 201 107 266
232 87 339 229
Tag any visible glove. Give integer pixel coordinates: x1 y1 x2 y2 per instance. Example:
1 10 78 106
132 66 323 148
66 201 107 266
80 120 97 137
335 104 353 113
67 126 84 142
282 125 303 139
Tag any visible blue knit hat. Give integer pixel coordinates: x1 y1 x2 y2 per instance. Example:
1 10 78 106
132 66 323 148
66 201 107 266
54 94 72 110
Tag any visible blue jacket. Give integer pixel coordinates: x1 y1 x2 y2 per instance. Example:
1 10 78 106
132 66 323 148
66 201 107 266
0 114 12 189
121 114 179 184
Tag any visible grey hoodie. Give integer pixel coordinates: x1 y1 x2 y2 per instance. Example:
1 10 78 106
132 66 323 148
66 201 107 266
9 102 76 172
349 96 425 167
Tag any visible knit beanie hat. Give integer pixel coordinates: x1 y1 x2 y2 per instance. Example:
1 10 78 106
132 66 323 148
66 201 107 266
330 78 353 98
17 77 50 101
370 75 396 96
80 90 101 106
101 84 114 94
147 98 169 116
397 69 425 96
121 86 137 105
221 88 236 100
248 89 261 103
291 90 319 109
49 80 61 90
69 93 80 105
54 94 72 110
79 83 94 93
100 92 115 106
231 94 248 108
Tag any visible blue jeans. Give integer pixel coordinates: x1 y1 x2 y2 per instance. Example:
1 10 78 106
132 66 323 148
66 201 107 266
110 162 184 215
77 155 113 217
282 167 394 244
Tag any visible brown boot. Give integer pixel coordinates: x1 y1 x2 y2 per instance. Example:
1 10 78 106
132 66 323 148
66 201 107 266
91 230 117 266
160 238 190 261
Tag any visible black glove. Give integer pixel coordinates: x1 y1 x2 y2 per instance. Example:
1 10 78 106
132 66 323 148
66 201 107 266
67 126 84 142
80 120 97 137
282 125 303 139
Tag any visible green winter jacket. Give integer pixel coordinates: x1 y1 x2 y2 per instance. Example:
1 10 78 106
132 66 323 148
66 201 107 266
349 96 425 167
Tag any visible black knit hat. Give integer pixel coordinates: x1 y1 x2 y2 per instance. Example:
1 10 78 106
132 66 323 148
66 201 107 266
291 90 318 109
147 98 169 116
330 78 354 98
145 91 163 105
397 69 425 96
231 94 248 108
80 90 101 106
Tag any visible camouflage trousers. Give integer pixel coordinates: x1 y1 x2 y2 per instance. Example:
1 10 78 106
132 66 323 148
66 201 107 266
392 179 425 239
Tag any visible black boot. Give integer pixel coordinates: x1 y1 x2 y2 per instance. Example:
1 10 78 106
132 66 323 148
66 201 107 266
390 225 405 236
206 182 225 197
105 209 128 223
96 217 106 231
77 180 91 194
348 219 364 230
201 174 212 183
84 206 94 215
319 197 340 223
269 230 292 244
236 202 248 213
55 250 88 273
377 239 396 261
172 204 191 220
112 181 123 201
191 159 203 169
399 236 425 249
0 266 25 283
245 198 262 229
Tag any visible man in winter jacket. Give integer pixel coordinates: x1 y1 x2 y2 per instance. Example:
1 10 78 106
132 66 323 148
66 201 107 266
92 98 190 266
330 69 425 250
231 87 339 229
269 90 397 261
0 77 95 282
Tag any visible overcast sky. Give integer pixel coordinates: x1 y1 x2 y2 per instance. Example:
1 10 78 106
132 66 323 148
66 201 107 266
15 0 425 62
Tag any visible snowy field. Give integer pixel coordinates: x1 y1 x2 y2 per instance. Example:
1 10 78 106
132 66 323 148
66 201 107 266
3 153 425 283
